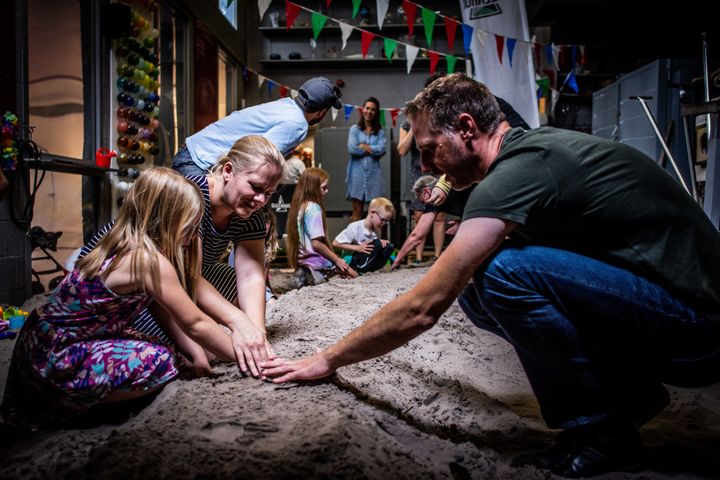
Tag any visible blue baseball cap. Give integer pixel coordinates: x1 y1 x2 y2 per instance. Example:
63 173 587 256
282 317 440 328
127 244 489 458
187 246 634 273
297 77 343 110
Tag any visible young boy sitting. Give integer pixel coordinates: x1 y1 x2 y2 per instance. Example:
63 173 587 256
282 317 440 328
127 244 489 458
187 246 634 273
332 197 395 274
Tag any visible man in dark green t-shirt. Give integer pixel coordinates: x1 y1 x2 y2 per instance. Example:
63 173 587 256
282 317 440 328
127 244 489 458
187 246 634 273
261 74 720 478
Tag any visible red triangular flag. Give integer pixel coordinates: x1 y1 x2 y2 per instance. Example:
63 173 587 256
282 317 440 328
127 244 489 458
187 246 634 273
402 0 417 37
285 1 301 30
390 108 400 127
356 106 363 119
326 0 332 7
428 51 440 75
279 85 289 98
361 30 375 58
444 17 458 52
534 43 542 66
495 34 504 64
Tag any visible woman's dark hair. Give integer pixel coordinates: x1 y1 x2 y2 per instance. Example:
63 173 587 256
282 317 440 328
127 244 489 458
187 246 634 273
356 96 381 134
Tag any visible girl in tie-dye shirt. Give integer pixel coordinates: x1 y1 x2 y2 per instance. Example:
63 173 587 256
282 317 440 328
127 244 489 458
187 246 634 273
286 168 357 287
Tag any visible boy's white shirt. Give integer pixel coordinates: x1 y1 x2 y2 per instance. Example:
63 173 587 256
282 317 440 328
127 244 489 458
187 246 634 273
334 219 377 245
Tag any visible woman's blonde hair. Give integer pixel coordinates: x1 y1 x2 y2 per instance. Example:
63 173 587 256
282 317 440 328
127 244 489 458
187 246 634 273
286 167 330 269
76 167 203 300
209 135 286 178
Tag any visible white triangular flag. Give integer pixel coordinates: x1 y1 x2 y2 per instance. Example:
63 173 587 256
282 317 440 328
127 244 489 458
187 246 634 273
257 0 272 21
339 22 354 51
465 59 472 76
291 89 299 99
405 45 419 74
475 29 488 50
257 74 266 89
552 44 559 71
376 0 389 30
331 107 339 121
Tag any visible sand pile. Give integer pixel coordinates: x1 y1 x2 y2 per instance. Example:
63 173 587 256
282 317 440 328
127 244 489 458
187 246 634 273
0 267 718 479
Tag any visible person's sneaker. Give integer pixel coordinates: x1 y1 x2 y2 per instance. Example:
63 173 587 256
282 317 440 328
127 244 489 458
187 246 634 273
552 442 644 478
515 423 644 478
412 259 423 265
551 424 645 478
512 429 584 470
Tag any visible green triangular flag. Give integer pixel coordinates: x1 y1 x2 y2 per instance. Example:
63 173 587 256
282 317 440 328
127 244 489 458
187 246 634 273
311 13 328 39
537 77 550 97
384 38 397 62
421 7 436 47
379 109 386 128
446 54 457 73
352 0 361 19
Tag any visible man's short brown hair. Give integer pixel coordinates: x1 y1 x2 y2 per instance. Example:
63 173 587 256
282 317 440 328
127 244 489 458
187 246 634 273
405 74 505 135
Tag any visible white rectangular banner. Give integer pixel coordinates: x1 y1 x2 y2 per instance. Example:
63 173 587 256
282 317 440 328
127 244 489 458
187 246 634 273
459 0 539 127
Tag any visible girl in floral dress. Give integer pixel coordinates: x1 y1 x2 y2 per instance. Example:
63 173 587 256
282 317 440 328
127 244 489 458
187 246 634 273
1 168 253 429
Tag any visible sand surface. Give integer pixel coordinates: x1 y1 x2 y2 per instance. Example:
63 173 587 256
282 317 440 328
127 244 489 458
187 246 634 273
1 267 719 479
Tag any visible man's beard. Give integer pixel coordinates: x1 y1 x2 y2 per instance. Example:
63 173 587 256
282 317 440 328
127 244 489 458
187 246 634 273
442 139 477 190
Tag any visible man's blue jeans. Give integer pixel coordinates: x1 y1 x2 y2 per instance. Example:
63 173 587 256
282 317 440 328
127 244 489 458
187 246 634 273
171 146 207 176
458 245 720 430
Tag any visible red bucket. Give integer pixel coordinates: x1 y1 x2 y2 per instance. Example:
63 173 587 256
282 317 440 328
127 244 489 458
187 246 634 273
95 148 117 168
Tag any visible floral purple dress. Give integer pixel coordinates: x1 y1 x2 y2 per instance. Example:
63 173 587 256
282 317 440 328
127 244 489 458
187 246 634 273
1 256 179 429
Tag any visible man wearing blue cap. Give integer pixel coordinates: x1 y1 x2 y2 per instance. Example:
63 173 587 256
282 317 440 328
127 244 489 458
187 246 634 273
173 77 343 175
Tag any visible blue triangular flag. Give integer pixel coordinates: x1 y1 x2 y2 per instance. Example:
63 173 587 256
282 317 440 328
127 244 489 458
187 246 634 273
563 71 579 93
545 44 554 67
267 80 276 95
506 38 517 68
343 104 354 120
462 24 474 55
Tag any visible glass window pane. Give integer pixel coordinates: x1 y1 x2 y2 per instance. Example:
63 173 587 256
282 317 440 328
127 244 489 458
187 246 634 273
28 0 84 289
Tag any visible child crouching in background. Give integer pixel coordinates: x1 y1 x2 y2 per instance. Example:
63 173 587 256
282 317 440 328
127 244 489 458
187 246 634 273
332 197 395 274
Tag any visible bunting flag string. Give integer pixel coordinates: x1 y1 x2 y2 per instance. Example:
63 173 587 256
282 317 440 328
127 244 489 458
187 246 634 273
259 0 585 75
280 0 469 75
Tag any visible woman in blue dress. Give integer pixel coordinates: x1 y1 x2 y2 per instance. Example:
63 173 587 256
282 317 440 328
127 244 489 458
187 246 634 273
346 97 386 221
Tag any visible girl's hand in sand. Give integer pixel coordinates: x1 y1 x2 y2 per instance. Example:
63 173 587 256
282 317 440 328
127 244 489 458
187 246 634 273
231 315 276 378
260 351 333 383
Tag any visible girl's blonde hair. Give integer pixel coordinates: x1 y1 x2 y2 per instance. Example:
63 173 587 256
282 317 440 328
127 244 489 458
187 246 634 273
76 167 203 300
264 207 279 263
286 167 330 269
209 135 286 178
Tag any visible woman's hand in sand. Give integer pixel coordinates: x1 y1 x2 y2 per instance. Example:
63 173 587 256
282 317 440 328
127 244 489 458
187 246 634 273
260 351 334 383
230 315 276 378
